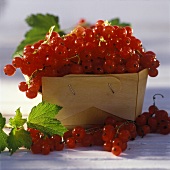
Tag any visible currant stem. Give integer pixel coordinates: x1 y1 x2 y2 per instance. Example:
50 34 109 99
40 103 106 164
28 67 45 85
43 25 56 44
66 55 81 65
115 120 134 137
85 126 102 134
153 93 164 106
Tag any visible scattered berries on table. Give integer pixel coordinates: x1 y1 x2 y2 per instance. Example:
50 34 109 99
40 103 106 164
28 95 169 156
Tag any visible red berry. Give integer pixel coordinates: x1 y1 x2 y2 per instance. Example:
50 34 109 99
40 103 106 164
4 64 16 76
41 143 50 155
81 134 93 147
111 145 122 156
112 138 123 148
18 82 28 92
12 57 23 68
118 129 131 142
103 141 112 152
26 88 38 99
102 125 116 142
72 126 86 141
148 117 158 132
66 137 76 148
55 142 64 151
155 110 169 122
135 115 147 126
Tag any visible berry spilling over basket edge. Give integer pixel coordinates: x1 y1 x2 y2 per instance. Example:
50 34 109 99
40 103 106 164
2 14 170 156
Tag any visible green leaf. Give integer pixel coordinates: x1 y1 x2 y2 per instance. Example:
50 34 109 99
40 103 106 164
7 128 32 155
109 18 131 27
0 114 8 153
9 108 27 128
12 13 65 58
0 113 6 129
0 129 8 153
26 13 60 29
109 18 120 25
27 101 67 136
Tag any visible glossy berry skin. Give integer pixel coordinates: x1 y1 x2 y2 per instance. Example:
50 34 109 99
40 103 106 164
155 110 169 122
72 126 86 141
55 142 64 151
12 57 23 68
26 89 38 99
31 144 42 154
135 115 147 126
148 68 158 77
118 130 131 142
81 134 93 147
3 64 16 76
148 117 158 132
18 82 28 92
158 121 170 135
30 139 42 154
102 125 116 142
66 137 76 148
112 138 123 148
63 130 72 142
41 144 50 155
141 125 151 135
103 141 112 152
52 134 62 143
148 105 158 114
111 145 122 156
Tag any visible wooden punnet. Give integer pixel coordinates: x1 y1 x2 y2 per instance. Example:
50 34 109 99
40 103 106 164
42 69 148 129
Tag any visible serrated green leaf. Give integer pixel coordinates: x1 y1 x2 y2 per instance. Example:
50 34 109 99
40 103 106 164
27 101 67 136
109 18 131 27
7 128 32 155
12 13 66 58
9 108 27 128
28 101 62 120
118 22 131 27
0 113 6 129
0 113 8 153
0 129 8 153
109 18 120 25
26 13 60 29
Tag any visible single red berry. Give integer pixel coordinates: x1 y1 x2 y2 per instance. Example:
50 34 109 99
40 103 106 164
135 115 147 126
66 137 76 148
4 64 16 76
103 141 112 152
111 145 122 156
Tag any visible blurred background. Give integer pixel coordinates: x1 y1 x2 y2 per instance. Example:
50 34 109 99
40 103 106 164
0 0 170 116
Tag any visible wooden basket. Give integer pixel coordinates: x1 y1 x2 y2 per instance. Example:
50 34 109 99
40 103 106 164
42 69 148 129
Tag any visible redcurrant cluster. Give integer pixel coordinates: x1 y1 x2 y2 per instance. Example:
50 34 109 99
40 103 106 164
102 118 137 156
135 94 170 137
4 19 160 99
64 121 134 157
28 117 137 156
28 128 64 155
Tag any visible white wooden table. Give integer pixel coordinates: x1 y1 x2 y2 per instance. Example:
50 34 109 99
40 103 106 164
0 0 170 169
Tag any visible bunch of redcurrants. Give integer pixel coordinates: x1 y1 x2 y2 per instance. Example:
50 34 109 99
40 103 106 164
4 20 160 99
